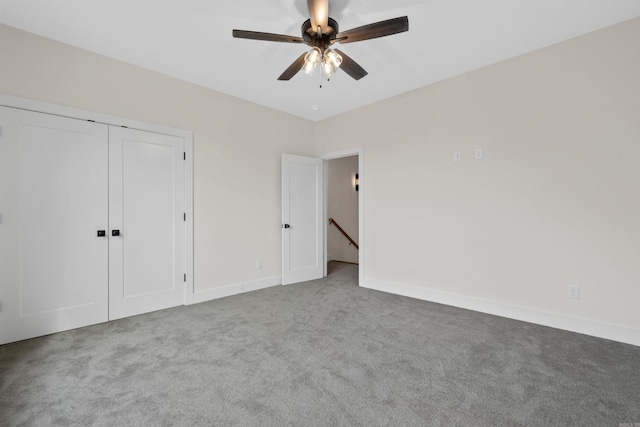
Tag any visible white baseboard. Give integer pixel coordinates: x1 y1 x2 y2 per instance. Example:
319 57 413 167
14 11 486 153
187 276 281 305
362 278 640 347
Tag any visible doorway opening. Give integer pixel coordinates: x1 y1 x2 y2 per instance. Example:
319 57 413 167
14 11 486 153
322 148 363 284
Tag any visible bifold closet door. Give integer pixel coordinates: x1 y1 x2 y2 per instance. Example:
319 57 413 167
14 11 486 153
108 127 185 320
0 107 109 344
0 108 186 344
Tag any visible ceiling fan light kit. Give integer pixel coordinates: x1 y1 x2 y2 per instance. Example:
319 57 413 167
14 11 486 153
303 47 322 75
320 49 343 78
232 0 408 81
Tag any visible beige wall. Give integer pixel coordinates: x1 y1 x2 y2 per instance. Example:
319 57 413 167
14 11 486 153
0 24 315 292
327 156 359 264
316 17 640 332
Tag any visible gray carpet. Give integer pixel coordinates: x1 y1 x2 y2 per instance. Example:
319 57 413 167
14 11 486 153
1 262 639 426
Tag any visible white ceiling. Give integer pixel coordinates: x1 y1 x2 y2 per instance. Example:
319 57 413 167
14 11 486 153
1 0 639 121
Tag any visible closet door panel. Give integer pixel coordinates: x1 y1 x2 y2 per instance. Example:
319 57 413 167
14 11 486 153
108 127 185 320
0 107 109 344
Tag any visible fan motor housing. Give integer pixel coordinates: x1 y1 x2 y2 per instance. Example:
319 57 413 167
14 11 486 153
301 17 339 49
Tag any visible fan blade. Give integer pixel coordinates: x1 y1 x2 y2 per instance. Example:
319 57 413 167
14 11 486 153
334 49 368 80
233 29 304 44
307 0 329 34
335 16 409 44
278 53 308 81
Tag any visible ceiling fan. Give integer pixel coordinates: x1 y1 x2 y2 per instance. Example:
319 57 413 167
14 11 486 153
232 0 409 81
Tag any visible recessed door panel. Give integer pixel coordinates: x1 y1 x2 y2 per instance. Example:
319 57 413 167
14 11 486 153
122 139 175 297
0 107 109 344
289 162 321 270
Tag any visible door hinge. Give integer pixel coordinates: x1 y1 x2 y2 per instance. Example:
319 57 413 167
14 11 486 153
184 152 186 160
184 273 187 282
184 213 186 221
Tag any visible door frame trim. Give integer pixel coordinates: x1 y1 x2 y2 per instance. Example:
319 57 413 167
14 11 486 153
0 93 195 303
320 146 364 285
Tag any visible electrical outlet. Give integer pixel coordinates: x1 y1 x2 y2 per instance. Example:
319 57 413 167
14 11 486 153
407 264 413 274
453 151 461 162
475 148 483 159
568 286 580 299
256 259 262 270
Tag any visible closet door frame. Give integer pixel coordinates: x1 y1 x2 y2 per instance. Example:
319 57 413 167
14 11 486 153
0 93 195 304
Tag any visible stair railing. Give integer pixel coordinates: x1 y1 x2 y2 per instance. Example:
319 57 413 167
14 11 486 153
328 217 359 250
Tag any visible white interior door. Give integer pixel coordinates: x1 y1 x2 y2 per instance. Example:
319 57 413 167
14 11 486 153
282 154 324 285
0 107 109 344
108 127 185 320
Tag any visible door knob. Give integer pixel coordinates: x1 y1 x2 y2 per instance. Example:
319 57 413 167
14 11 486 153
112 230 120 236
97 230 106 237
